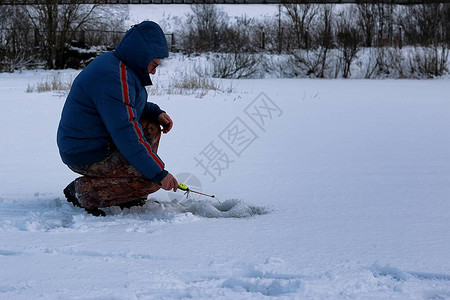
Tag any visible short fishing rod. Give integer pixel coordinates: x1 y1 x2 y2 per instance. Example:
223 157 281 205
177 182 215 198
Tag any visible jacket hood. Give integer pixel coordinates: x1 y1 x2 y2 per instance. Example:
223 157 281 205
114 21 169 86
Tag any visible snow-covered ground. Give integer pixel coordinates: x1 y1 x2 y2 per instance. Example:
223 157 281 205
1 53 450 299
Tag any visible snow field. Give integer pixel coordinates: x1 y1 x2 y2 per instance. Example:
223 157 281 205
1 55 450 299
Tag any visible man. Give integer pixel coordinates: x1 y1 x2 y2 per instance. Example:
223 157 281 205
57 21 178 216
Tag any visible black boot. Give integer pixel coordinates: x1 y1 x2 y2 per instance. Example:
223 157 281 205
85 208 106 217
64 181 106 217
118 198 147 210
63 181 81 207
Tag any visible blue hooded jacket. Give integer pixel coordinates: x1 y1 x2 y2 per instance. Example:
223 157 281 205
57 21 169 184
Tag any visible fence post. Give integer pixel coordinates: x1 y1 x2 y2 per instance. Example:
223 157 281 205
261 31 265 50
305 29 309 49
34 28 40 47
278 2 282 54
171 32 175 51
80 30 86 46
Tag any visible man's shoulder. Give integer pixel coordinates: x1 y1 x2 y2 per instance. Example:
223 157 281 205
80 52 140 85
85 52 118 72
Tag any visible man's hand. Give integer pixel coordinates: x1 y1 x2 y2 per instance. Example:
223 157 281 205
160 172 178 192
158 112 173 134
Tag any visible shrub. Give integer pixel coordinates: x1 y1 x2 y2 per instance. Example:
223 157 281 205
26 73 72 93
147 72 235 98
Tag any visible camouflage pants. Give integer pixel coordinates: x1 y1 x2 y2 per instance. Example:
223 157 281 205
68 120 162 209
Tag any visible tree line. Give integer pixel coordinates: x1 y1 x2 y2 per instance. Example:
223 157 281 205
0 3 128 71
1 3 449 78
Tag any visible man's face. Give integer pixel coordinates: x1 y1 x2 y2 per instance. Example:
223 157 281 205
148 58 161 75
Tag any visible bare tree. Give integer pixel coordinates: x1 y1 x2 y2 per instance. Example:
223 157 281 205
252 16 281 54
335 8 363 78
407 47 449 78
0 6 36 71
209 53 262 79
400 3 447 46
356 4 377 47
399 4 449 77
291 49 327 78
282 3 319 49
445 4 450 47
316 4 334 78
22 2 128 69
221 16 257 53
178 4 228 53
